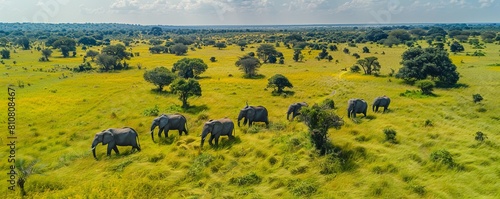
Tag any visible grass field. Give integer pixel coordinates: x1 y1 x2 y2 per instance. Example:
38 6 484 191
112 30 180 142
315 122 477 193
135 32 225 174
1 39 499 198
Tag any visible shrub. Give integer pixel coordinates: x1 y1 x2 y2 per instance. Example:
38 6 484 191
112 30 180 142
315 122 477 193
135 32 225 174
474 131 488 142
320 98 335 109
473 94 483 103
268 156 278 165
416 80 435 95
287 179 318 197
350 65 361 73
143 105 160 116
229 172 262 186
383 128 397 143
424 119 433 127
209 56 216 62
187 154 214 180
301 104 344 155
430 149 455 168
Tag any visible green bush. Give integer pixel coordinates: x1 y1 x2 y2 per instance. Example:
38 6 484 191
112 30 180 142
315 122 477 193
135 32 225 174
474 131 488 142
430 149 455 168
383 128 397 143
415 80 435 95
229 172 262 186
320 98 335 109
287 179 318 197
350 65 361 73
473 94 483 103
143 105 160 116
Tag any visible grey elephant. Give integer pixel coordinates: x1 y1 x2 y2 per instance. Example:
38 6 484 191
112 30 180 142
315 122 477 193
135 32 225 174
237 105 269 127
200 118 235 147
373 96 391 112
287 102 308 121
150 113 188 142
347 99 368 118
91 127 141 160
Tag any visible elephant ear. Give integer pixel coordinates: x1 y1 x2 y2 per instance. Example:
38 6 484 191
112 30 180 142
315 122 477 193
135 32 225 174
102 131 114 144
159 115 169 128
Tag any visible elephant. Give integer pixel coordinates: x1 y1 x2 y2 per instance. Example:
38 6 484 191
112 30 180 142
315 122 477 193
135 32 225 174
91 127 141 160
287 102 308 121
237 105 269 127
373 96 391 113
200 118 235 147
347 99 368 118
150 113 188 142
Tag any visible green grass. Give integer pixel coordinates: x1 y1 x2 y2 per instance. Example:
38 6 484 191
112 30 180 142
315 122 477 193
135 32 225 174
1 40 500 198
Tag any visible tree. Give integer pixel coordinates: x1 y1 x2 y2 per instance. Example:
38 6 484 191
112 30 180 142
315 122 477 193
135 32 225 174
41 49 52 61
170 43 188 55
365 29 388 42
172 58 208 79
389 29 412 42
214 42 227 50
301 104 344 155
362 46 370 53
293 49 302 62
96 54 117 71
352 53 360 59
210 57 217 62
235 55 261 78
397 47 459 86
450 41 464 53
1 49 10 59
237 40 247 48
329 44 338 51
16 37 30 50
257 44 278 63
427 27 447 38
149 39 163 46
318 48 329 59
78 36 97 46
343 48 350 54
86 50 99 61
149 45 168 54
416 80 435 95
101 44 130 61
52 37 76 57
267 74 293 93
143 67 177 91
356 56 381 75
149 26 163 36
170 78 202 108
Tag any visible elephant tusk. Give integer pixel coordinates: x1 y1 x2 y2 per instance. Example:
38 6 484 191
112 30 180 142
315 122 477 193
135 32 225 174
90 146 96 151
149 131 153 134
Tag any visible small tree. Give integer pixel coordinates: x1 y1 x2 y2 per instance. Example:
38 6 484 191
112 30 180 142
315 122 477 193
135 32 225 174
293 49 302 62
343 48 350 54
301 104 344 155
267 74 293 94
318 48 329 59
474 131 487 142
235 55 261 78
172 58 208 79
356 56 380 75
450 41 464 53
96 54 117 71
472 94 483 103
170 43 188 55
362 46 370 53
210 57 217 62
85 50 99 61
1 49 10 59
352 53 360 59
257 44 278 63
170 78 202 108
416 80 435 95
41 49 52 61
329 44 338 51
143 67 177 91
214 42 227 50
52 37 76 57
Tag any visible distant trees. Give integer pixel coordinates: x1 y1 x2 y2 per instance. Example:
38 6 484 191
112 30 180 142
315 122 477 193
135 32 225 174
450 41 464 53
143 67 177 91
365 29 388 42
40 49 52 61
362 46 370 53
293 49 302 62
396 47 459 86
317 48 329 60
149 45 168 54
95 44 131 70
172 58 208 79
356 56 380 75
1 49 10 59
267 74 293 94
96 54 117 71
149 26 163 36
257 44 278 63
235 55 261 78
329 44 338 51
481 31 496 43
170 78 202 108
214 42 227 50
149 39 163 46
52 37 76 57
78 36 97 46
170 43 188 55
343 48 350 54
16 37 30 50
85 50 99 61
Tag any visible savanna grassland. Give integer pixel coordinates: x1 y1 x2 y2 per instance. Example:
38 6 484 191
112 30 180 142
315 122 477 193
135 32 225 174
1 26 500 198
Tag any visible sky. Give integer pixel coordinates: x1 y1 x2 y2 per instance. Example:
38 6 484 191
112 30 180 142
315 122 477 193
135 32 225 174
0 0 498 25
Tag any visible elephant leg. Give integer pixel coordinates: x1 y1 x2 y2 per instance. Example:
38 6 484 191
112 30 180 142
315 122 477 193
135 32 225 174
164 130 169 138
113 146 120 155
248 120 252 127
107 145 113 156
209 134 214 145
178 129 182 136
214 136 219 146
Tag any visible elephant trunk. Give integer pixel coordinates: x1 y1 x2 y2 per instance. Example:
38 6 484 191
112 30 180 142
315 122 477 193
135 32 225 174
237 114 243 127
200 126 209 147
91 139 99 159
150 122 157 142
372 104 376 112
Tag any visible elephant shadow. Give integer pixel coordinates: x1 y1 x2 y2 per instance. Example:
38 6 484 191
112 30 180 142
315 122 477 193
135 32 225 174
185 105 209 114
212 136 241 150
158 136 177 145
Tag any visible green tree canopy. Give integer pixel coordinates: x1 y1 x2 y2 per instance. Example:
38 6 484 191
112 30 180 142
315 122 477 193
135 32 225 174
450 41 465 53
1 49 10 59
143 66 177 91
356 56 381 75
41 49 52 61
170 43 188 55
235 55 261 78
16 37 30 50
172 58 208 79
267 74 293 93
78 36 97 46
101 44 130 61
85 50 99 61
257 44 278 63
170 78 202 108
214 42 227 50
396 47 460 86
52 37 76 57
95 54 117 71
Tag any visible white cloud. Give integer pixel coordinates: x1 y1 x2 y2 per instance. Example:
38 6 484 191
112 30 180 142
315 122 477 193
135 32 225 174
478 0 494 8
285 0 326 11
336 0 374 12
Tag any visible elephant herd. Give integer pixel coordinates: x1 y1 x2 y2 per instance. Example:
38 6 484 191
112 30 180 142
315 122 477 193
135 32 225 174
91 96 390 160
